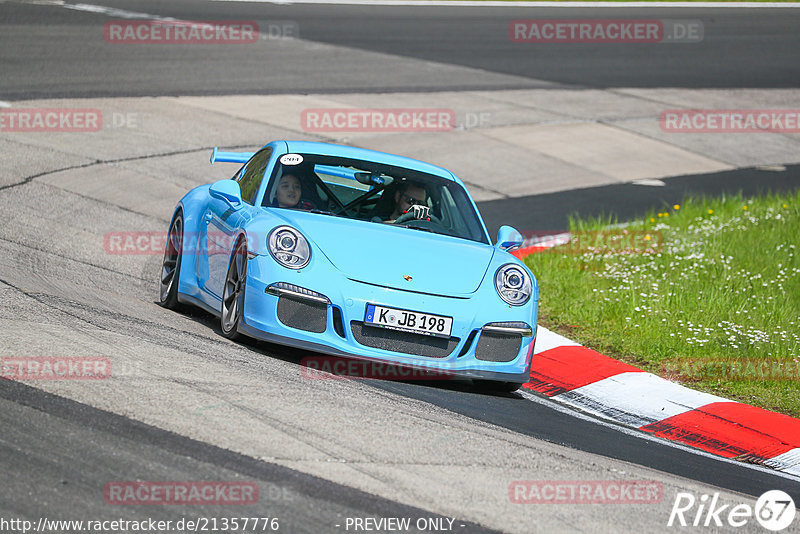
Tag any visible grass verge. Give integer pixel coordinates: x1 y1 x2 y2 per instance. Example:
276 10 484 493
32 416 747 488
525 190 800 417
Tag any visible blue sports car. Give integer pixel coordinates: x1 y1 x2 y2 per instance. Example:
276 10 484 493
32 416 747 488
160 141 538 391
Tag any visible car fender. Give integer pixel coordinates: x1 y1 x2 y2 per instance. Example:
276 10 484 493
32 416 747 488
173 184 212 297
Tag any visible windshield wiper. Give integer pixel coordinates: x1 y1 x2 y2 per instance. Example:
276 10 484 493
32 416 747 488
309 209 339 217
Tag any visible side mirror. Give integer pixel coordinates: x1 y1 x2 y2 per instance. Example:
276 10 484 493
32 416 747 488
496 225 523 251
209 179 243 208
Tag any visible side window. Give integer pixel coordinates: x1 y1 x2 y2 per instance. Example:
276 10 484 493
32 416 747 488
236 147 272 204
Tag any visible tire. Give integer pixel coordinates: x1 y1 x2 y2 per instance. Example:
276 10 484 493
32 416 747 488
159 211 184 309
220 238 248 340
473 379 524 394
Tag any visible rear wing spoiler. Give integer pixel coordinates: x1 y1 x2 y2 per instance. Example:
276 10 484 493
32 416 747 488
210 147 255 165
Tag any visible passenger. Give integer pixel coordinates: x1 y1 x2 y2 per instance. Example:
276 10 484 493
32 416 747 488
272 174 314 210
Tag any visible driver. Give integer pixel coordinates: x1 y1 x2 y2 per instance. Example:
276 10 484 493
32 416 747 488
383 182 429 223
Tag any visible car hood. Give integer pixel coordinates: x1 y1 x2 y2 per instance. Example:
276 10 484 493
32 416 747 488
276 211 495 296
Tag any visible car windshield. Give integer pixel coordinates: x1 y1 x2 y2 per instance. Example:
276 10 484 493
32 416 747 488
262 153 489 244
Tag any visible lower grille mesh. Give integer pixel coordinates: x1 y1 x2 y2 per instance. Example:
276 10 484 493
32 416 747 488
350 321 459 358
277 296 327 333
474 331 522 362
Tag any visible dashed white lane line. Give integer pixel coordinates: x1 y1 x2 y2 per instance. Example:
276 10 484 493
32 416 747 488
61 2 177 20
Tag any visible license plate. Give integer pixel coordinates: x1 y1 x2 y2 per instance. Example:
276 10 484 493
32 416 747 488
364 304 453 339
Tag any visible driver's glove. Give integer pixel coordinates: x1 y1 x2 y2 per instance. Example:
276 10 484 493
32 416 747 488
404 204 431 221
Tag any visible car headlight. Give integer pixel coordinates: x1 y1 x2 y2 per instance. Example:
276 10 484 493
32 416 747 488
494 263 532 306
268 226 310 269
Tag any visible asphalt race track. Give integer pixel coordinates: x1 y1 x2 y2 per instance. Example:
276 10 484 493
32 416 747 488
2 0 800 99
1 0 800 532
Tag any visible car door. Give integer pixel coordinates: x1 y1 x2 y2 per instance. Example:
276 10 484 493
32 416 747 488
202 147 273 299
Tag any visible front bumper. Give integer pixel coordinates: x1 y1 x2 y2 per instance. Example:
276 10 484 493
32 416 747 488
241 255 537 382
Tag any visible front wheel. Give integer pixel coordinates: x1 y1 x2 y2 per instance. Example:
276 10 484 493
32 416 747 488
159 211 183 309
220 238 248 340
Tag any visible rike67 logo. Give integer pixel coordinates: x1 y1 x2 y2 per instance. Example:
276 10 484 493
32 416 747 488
668 490 796 531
